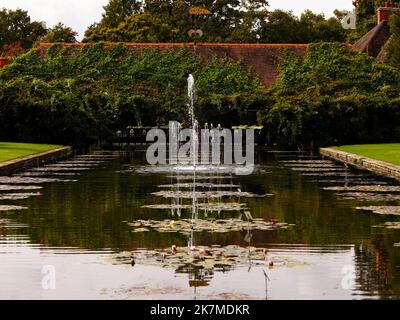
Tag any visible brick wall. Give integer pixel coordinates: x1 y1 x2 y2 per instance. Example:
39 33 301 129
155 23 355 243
377 6 400 24
0 57 10 68
37 42 308 87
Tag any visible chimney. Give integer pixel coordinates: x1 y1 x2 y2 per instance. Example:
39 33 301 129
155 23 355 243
377 2 400 24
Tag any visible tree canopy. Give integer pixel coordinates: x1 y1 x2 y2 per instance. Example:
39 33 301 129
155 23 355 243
385 11 400 67
42 23 78 43
260 43 400 147
0 8 46 50
83 0 348 43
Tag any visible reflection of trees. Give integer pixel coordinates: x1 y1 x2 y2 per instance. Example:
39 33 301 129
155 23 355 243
5 152 400 298
353 233 400 298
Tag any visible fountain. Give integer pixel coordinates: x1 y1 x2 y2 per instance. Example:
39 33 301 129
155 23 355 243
188 74 198 247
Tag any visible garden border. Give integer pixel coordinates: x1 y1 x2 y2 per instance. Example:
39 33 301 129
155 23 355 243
0 146 72 176
320 147 400 180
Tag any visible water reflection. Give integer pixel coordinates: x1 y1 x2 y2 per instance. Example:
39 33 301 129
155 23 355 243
0 151 400 299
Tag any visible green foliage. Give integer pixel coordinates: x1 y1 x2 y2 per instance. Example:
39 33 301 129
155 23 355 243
386 11 400 67
0 8 47 50
261 43 400 147
258 10 348 43
42 23 78 43
0 43 263 146
84 0 347 43
101 0 142 28
351 0 385 40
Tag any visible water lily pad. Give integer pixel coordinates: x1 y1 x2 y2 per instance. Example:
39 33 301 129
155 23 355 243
302 173 368 177
109 245 308 275
356 206 400 215
310 179 388 185
336 192 400 201
158 183 240 189
372 221 400 229
132 227 150 232
128 218 292 234
0 205 28 211
282 160 335 164
284 164 344 169
0 177 75 184
141 202 247 212
167 175 234 181
291 168 347 172
15 172 80 177
0 185 42 191
151 190 271 199
0 192 42 200
30 167 91 172
325 186 400 192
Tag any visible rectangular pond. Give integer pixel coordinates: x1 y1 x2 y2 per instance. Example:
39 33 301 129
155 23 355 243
0 151 400 300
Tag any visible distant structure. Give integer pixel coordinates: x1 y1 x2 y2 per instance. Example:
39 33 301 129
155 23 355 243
353 4 400 61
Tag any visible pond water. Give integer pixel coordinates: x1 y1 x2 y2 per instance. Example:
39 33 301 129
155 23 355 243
1 150 400 300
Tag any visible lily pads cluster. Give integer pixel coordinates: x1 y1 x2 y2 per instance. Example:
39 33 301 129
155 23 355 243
16 172 80 177
0 205 28 211
129 218 293 234
109 245 309 273
142 202 247 212
167 175 234 180
158 183 241 189
0 185 42 191
151 190 271 199
356 206 400 216
324 185 400 192
0 193 42 200
372 221 400 229
0 177 76 184
0 152 120 215
335 192 400 201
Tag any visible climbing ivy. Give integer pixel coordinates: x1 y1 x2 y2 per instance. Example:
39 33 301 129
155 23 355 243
0 43 264 146
260 43 400 147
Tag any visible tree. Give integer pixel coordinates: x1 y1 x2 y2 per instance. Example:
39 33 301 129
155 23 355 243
351 0 385 39
84 0 347 43
42 23 78 43
101 0 142 28
255 10 347 43
0 8 47 50
84 0 270 43
385 11 400 67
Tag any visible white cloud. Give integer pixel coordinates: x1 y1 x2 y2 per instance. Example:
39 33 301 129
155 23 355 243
0 0 109 40
0 0 354 40
268 0 354 17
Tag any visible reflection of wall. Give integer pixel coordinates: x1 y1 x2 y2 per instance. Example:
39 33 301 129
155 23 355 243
37 42 308 88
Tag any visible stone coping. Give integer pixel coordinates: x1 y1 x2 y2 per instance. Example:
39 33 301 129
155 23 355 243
0 146 72 176
320 148 400 180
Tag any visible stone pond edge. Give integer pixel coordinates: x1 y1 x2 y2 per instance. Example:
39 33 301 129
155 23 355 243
320 147 400 181
0 146 72 176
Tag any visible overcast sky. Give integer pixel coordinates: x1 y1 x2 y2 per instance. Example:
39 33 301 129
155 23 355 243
0 0 354 40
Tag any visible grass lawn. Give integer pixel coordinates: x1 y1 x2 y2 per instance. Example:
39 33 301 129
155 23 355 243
331 144 400 166
0 142 63 163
